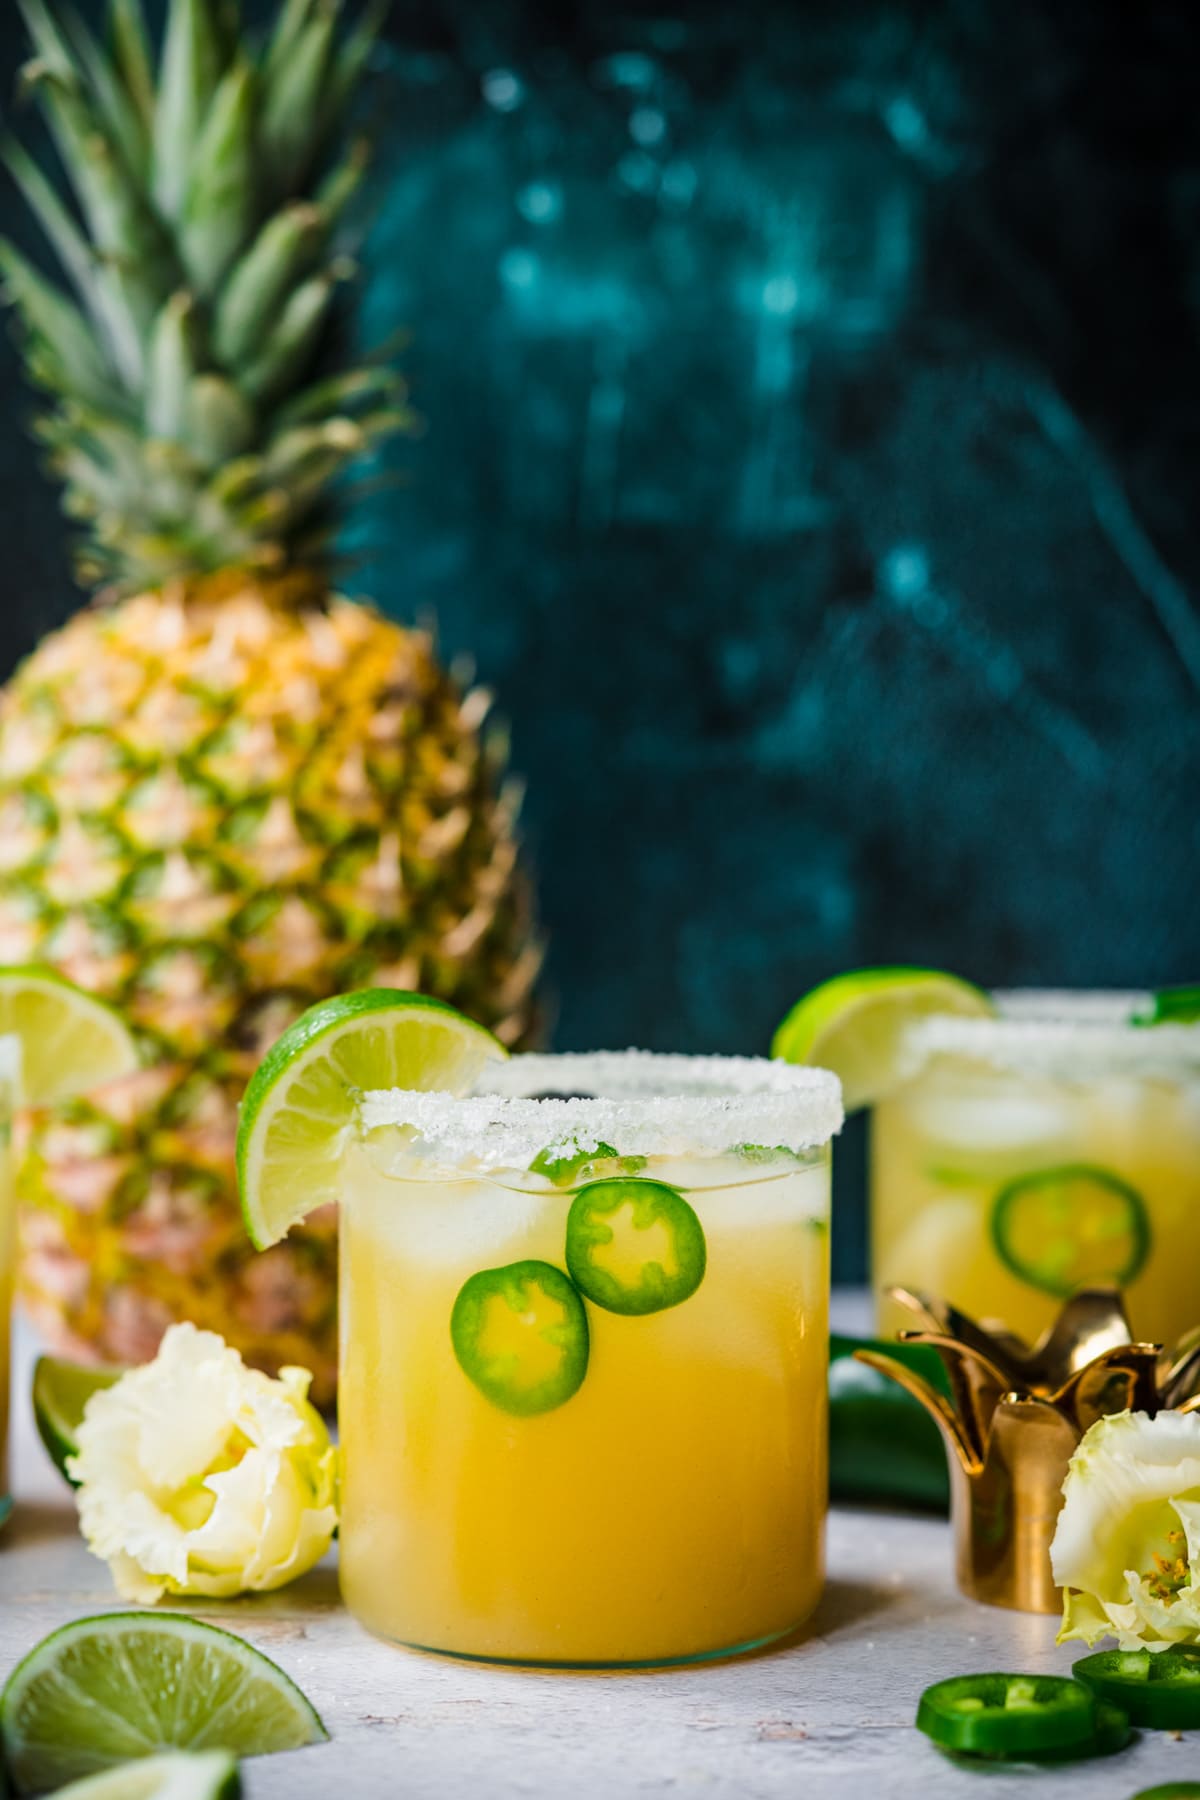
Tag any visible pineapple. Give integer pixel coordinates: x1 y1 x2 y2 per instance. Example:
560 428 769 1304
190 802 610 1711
0 0 541 1402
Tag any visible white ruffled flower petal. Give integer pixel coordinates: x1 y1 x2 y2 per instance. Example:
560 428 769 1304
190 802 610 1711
70 1322 338 1603
1051 1409 1200 1650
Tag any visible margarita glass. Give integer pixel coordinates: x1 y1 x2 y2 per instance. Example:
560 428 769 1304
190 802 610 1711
338 1050 842 1666
872 993 1200 1345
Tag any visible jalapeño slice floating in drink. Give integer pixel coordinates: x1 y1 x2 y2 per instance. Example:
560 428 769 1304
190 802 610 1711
989 1163 1150 1297
451 1260 589 1416
565 1178 707 1315
529 1140 648 1184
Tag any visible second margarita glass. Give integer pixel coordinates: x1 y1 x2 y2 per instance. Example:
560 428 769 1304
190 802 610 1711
338 1050 842 1666
872 992 1200 1345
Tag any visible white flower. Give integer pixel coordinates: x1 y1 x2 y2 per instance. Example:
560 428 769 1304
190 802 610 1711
69 1322 338 1604
1051 1409 1200 1650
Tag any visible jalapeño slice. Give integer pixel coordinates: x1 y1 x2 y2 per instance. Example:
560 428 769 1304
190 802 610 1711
529 1140 647 1185
990 1164 1151 1297
450 1260 589 1416
915 1673 1098 1757
565 1178 706 1316
1129 1787 1200 1798
1073 1646 1200 1730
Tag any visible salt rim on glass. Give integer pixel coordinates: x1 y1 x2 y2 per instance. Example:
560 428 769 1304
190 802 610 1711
902 989 1200 1082
358 1049 844 1171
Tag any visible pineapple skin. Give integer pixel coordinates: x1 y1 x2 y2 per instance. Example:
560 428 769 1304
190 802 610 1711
0 573 540 1403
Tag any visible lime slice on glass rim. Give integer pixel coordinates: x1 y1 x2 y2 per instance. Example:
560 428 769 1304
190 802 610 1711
0 965 139 1104
0 1613 324 1791
771 967 992 1110
53 1752 241 1800
990 1164 1151 1297
33 1356 123 1486
237 988 506 1249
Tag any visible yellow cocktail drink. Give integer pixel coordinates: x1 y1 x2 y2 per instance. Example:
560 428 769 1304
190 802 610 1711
339 1052 841 1665
872 994 1200 1345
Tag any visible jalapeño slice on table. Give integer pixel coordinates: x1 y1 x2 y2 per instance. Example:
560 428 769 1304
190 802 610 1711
1129 1787 1200 1798
529 1140 648 1184
1073 1646 1200 1730
915 1674 1101 1758
451 1260 589 1416
565 1177 706 1316
990 1164 1151 1297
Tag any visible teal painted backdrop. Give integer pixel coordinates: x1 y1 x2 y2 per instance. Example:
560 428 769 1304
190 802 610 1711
1 2 1197 1276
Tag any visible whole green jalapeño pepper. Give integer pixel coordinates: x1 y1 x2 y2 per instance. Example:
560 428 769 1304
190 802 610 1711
828 1333 951 1512
565 1178 706 1315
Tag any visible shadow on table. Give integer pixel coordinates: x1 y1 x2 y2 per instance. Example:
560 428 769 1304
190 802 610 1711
1 1499 79 1551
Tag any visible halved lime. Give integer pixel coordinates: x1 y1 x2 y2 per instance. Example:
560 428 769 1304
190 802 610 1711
990 1164 1151 1298
771 968 993 1110
237 989 505 1250
0 966 139 1105
32 1356 124 1487
0 1613 325 1791
53 1752 240 1800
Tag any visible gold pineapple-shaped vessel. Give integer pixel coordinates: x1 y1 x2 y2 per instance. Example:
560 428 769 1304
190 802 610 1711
861 1286 1200 1612
0 0 541 1400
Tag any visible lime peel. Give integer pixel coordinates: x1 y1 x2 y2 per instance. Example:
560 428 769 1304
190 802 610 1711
0 965 139 1106
237 989 506 1250
0 1612 325 1792
772 968 993 1111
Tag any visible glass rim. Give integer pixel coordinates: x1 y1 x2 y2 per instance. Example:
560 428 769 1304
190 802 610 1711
904 989 1200 1079
359 1050 843 1166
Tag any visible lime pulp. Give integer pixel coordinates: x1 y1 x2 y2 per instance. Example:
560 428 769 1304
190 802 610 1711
0 1613 325 1791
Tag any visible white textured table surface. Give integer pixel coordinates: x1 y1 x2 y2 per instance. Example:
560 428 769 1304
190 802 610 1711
2 1304 1196 1799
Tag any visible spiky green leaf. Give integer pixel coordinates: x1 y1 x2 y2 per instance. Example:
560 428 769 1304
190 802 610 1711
241 270 342 403
145 291 200 439
180 59 257 294
59 2 150 179
153 0 229 215
259 0 336 195
186 373 255 465
2 137 142 386
212 203 324 369
108 0 154 131
0 239 126 412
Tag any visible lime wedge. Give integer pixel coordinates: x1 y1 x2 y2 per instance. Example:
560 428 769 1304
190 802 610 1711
771 968 993 1110
990 1164 1151 1297
237 988 505 1250
33 1356 124 1487
0 966 138 1105
0 1613 325 1791
53 1752 240 1800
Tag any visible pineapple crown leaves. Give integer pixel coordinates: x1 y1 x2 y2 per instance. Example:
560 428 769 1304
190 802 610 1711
0 0 413 594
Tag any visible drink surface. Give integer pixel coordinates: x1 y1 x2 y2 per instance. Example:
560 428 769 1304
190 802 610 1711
873 1054 1200 1346
339 1143 829 1665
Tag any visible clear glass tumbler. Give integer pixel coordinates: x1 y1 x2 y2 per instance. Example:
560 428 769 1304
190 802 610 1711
871 992 1200 1345
338 1050 842 1666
